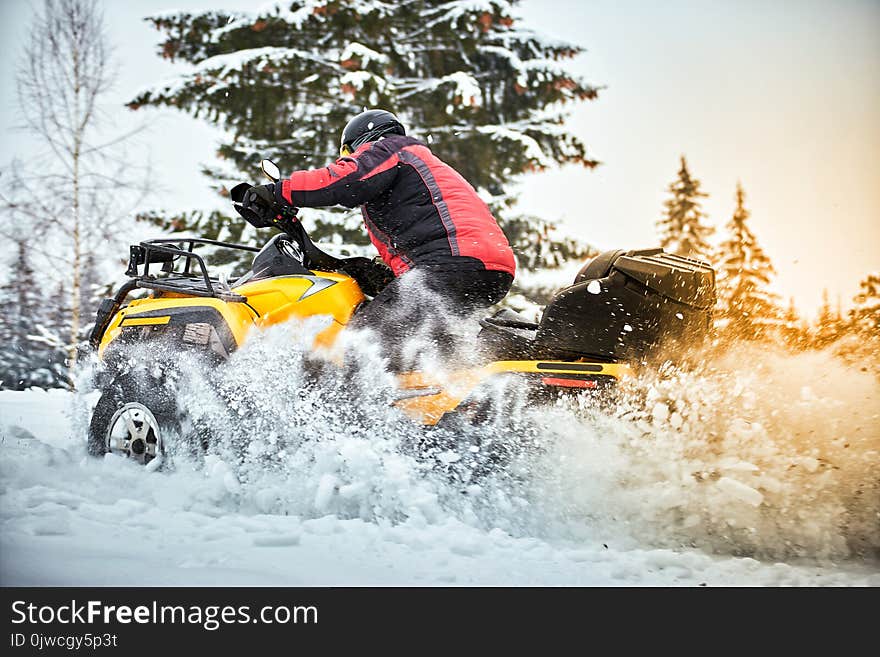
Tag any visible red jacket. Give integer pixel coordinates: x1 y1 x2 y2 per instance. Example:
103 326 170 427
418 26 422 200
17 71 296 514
278 135 516 277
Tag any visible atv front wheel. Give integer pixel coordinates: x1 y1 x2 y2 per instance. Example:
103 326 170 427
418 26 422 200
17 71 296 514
88 371 182 466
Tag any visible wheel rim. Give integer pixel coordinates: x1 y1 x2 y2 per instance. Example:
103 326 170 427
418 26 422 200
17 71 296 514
105 402 163 465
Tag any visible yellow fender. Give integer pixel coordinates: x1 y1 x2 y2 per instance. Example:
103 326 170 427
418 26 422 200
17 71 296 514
99 271 365 357
393 360 633 425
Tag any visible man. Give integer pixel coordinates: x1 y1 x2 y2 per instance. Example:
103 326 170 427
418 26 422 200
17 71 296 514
245 108 516 369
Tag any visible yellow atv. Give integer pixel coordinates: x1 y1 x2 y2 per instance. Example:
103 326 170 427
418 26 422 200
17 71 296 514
86 161 715 465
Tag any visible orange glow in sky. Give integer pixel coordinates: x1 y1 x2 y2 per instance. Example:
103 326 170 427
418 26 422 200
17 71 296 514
516 0 880 317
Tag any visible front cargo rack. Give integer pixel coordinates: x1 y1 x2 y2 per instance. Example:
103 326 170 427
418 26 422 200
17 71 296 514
126 238 261 303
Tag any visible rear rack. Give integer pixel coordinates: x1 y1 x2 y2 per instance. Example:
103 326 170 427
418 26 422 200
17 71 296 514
126 238 260 303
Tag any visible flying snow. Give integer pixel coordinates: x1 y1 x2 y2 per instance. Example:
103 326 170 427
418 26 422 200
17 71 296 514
1 323 878 585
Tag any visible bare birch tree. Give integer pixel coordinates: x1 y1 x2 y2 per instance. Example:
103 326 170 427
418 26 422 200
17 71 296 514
0 0 149 374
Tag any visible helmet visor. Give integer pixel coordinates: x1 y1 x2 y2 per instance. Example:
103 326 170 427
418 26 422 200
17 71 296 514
340 144 352 158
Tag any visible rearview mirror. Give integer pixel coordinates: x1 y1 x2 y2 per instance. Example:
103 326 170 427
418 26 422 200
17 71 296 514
261 159 281 183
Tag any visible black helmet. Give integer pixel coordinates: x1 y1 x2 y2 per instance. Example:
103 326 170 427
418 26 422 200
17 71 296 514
339 109 405 156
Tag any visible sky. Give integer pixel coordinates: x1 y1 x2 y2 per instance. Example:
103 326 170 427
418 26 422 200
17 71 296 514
1 0 878 317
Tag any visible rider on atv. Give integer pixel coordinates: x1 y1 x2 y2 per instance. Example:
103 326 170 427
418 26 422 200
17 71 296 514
242 109 516 369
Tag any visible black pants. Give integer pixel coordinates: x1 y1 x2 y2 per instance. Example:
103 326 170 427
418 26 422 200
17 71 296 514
350 268 513 371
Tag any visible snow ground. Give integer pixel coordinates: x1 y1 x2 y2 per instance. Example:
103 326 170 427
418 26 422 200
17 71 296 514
1 336 878 587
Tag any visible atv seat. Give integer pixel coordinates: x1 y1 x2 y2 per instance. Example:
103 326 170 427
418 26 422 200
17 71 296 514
481 308 539 330
479 309 539 359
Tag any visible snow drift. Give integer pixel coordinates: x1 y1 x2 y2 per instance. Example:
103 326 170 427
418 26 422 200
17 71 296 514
1 321 877 585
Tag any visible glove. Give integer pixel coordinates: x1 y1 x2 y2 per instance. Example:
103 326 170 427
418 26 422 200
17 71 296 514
231 182 298 229
243 184 281 227
339 257 394 297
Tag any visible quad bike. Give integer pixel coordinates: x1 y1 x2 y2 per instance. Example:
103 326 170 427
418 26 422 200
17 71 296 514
86 160 716 465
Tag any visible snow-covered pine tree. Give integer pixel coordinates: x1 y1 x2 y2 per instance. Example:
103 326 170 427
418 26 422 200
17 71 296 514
128 0 600 282
779 296 808 351
134 207 265 277
49 281 71 343
0 240 38 390
657 156 713 259
0 240 68 390
849 273 880 338
812 288 846 349
714 182 779 341
501 214 598 309
833 273 880 376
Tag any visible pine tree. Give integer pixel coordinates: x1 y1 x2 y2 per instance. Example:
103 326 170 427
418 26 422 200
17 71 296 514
812 288 845 349
128 0 599 281
833 273 880 375
0 241 35 390
504 215 597 271
657 156 714 259
714 182 779 341
849 273 880 337
779 296 808 351
502 214 599 307
135 206 316 274
49 281 71 344
0 240 68 390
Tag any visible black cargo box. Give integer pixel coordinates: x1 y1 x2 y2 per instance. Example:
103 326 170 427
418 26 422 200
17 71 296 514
534 249 716 361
